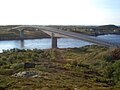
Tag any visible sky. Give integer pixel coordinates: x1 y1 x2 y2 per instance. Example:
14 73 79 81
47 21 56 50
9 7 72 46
0 0 120 25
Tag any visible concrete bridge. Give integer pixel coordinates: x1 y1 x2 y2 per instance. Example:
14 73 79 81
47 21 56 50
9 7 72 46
8 25 120 48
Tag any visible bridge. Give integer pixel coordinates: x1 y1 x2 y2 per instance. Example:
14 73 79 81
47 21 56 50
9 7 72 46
8 25 120 48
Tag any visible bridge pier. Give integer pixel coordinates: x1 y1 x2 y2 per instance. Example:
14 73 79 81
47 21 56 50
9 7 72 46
20 40 24 48
51 33 57 48
19 30 24 39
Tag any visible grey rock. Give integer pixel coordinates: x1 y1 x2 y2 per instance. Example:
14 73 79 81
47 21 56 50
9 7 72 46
14 71 39 77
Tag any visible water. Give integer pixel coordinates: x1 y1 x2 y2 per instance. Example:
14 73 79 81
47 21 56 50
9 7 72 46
0 38 92 52
97 34 120 43
0 34 120 52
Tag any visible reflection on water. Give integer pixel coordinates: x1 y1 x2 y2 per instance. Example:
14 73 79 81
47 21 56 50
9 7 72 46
20 40 24 48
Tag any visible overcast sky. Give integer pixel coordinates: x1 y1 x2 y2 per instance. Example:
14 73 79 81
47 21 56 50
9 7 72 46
0 0 120 25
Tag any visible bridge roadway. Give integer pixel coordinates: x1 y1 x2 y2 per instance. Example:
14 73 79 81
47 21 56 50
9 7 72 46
8 25 120 48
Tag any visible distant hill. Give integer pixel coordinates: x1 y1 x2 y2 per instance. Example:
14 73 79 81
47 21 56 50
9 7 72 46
97 25 119 30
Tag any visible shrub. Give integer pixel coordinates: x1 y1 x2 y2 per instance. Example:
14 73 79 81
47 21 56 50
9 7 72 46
1 57 7 61
49 49 58 61
104 60 120 82
104 65 114 78
0 59 7 66
112 60 120 81
64 63 72 70
0 69 14 75
70 60 89 69
70 60 78 67
10 63 24 71
35 65 49 72
7 55 16 64
110 48 120 60
24 62 36 68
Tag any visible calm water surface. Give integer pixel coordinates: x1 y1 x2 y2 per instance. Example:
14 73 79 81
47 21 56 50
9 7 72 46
0 34 120 52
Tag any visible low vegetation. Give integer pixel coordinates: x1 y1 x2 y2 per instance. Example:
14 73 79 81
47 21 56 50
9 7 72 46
0 45 120 90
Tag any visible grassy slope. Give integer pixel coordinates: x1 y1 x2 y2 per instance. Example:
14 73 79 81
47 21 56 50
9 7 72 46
0 45 120 90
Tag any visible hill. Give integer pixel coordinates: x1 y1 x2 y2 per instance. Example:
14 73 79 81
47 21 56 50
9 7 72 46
97 25 119 30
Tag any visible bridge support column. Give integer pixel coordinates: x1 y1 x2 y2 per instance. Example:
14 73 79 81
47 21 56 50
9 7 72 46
19 30 24 39
51 33 57 48
20 40 24 48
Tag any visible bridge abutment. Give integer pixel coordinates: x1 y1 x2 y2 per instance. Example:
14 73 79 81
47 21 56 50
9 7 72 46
51 33 57 48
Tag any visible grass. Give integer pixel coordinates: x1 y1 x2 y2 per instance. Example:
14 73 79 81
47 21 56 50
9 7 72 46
0 45 120 89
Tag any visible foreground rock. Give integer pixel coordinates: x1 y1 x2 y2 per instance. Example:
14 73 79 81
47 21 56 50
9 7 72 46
12 71 40 77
